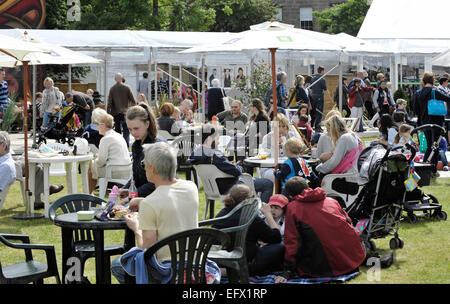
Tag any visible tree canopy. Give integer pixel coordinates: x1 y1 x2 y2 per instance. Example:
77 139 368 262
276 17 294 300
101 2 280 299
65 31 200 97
313 0 370 36
45 0 278 32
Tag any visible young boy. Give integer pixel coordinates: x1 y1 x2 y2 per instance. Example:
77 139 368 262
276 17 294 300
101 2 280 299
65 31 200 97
266 194 288 238
297 114 312 143
274 137 320 188
438 137 449 171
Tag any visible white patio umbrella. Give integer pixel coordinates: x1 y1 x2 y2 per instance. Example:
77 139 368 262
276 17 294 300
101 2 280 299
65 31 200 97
0 33 52 219
182 20 345 192
0 31 103 147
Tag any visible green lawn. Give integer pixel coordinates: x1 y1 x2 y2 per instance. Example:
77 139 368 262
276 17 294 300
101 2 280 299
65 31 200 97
0 171 449 284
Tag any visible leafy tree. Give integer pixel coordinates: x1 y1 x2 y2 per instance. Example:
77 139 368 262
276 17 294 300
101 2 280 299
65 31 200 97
167 0 216 32
313 0 370 36
201 0 279 32
45 0 68 29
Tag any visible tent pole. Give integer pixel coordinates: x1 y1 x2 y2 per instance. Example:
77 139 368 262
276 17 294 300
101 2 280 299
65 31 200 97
135 66 139 98
154 60 158 108
104 50 109 112
169 64 173 99
201 56 205 123
148 47 152 106
32 65 37 147
68 64 72 92
339 58 343 114
197 67 200 108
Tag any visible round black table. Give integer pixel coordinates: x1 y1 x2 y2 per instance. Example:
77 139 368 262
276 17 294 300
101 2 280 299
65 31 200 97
54 213 135 284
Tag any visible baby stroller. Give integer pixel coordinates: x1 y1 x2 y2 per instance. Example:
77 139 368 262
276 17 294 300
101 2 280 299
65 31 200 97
346 143 416 253
402 124 447 223
37 105 83 146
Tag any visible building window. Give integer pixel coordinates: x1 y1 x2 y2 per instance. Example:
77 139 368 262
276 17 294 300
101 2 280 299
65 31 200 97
299 7 313 30
275 7 283 21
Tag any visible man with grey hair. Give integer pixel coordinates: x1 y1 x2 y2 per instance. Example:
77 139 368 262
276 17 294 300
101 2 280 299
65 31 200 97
107 72 136 147
0 131 15 193
111 142 199 284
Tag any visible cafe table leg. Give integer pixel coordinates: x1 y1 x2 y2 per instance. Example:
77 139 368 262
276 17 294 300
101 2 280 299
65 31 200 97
43 163 50 218
61 228 73 284
93 229 108 284
29 163 36 213
64 162 73 193
80 161 89 194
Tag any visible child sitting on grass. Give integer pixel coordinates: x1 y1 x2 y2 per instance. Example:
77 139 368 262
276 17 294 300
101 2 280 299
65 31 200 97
274 137 320 188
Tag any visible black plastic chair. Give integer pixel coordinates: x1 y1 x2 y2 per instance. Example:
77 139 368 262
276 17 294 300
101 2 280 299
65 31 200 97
48 194 128 279
143 228 230 284
199 197 260 284
0 233 61 284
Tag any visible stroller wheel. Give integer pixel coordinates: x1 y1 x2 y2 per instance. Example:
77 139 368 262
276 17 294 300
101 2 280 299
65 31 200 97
369 240 377 252
407 213 417 224
435 211 447 221
390 238 400 250
397 237 404 249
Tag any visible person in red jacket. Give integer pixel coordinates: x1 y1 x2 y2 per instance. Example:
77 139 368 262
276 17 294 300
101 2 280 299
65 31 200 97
349 79 375 132
275 176 365 282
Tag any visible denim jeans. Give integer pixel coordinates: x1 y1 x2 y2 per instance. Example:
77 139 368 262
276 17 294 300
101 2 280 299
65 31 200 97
438 151 448 167
42 111 52 128
111 256 126 284
253 177 273 203
114 113 130 147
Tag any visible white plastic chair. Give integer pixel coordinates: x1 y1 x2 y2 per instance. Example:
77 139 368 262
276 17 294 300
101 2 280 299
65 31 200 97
321 172 363 209
13 160 27 207
171 134 200 186
158 130 176 141
97 163 132 199
193 164 256 220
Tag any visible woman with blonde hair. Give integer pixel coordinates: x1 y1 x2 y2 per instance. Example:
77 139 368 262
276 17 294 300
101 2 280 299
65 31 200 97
288 74 309 108
315 114 362 175
41 77 62 128
88 111 132 193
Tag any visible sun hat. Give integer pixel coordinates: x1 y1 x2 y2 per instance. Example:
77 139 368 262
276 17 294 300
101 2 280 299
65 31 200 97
268 194 289 209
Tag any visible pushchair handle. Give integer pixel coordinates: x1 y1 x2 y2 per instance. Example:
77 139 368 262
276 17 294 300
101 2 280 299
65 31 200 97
411 124 445 137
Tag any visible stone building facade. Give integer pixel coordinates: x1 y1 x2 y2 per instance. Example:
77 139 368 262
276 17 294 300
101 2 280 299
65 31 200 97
272 0 348 31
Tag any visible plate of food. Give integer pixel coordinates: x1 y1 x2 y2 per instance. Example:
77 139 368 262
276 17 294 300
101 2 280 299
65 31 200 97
107 205 129 221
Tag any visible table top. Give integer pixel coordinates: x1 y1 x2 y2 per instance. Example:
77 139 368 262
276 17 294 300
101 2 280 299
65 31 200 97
54 213 128 230
244 156 320 168
28 153 94 163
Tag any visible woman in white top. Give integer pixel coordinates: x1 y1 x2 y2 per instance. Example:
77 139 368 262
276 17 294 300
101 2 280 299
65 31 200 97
88 112 132 193
40 77 62 128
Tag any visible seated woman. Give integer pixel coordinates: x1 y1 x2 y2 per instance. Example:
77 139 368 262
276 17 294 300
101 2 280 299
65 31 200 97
316 110 342 162
248 98 271 153
88 112 132 193
119 102 167 202
259 114 300 182
157 103 182 136
315 114 363 176
374 114 398 147
212 184 284 276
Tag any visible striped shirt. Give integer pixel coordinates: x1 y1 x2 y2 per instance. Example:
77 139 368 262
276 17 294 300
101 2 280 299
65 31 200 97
0 80 9 107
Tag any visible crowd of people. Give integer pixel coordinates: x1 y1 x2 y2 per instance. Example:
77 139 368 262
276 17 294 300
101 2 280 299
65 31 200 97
0 66 449 284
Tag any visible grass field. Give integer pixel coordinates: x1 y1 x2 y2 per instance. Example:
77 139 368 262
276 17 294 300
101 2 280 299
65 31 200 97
0 171 449 284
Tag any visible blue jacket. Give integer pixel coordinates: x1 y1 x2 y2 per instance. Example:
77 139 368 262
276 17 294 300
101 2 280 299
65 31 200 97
120 247 172 284
188 147 242 194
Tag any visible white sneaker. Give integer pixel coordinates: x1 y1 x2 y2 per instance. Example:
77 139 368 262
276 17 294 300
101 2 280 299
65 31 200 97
444 166 449 171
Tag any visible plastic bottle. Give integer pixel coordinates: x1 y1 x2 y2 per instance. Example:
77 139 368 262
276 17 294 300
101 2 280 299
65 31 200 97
128 179 138 200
